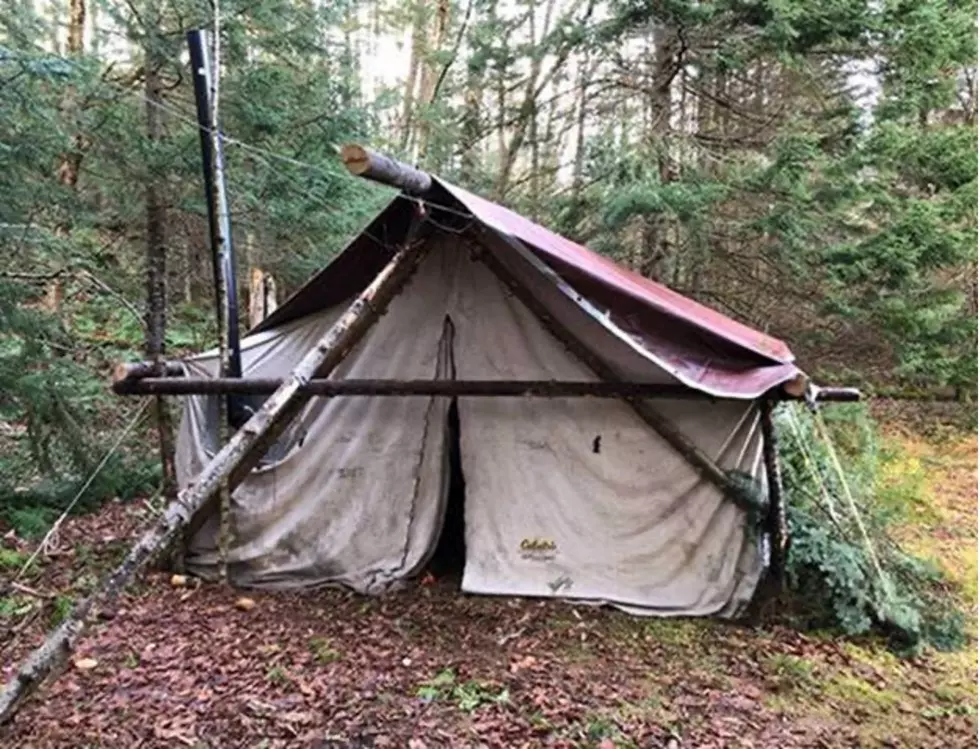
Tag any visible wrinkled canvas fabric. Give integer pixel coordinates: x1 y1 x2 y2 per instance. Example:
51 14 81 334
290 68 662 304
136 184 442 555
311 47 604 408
175 236 766 616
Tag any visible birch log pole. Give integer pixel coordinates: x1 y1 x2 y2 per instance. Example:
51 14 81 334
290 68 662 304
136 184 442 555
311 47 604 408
0 206 429 724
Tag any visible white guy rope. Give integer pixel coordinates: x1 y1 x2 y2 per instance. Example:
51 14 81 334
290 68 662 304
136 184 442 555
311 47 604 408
811 410 893 600
15 398 151 582
786 406 842 523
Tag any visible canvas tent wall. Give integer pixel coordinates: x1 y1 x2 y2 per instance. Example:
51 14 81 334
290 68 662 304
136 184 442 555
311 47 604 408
176 233 782 617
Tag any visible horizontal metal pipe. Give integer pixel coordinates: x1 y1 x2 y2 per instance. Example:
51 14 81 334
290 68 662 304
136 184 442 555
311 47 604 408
112 377 861 401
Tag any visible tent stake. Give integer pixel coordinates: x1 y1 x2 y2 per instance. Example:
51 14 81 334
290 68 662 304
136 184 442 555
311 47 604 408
0 204 430 725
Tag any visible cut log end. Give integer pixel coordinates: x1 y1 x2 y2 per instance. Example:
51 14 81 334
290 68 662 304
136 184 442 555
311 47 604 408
781 374 808 398
340 144 370 176
112 360 184 385
113 361 134 384
340 143 433 196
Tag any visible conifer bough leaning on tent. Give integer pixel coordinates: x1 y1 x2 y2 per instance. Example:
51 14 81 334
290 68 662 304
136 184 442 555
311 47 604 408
0 145 859 725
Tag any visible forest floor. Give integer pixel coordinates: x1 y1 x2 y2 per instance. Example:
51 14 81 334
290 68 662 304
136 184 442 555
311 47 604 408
0 408 976 749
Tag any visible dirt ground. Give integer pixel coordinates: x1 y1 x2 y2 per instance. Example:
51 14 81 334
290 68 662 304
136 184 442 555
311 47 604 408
1 417 976 749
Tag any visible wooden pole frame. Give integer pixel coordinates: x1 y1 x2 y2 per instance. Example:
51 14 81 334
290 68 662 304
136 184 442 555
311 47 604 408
110 375 861 402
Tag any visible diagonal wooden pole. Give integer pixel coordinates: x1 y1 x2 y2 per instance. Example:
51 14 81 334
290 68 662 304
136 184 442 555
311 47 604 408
0 203 429 725
470 226 763 513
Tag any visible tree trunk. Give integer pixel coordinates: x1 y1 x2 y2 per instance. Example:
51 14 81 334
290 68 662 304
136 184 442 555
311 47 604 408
49 0 87 313
416 0 450 159
760 399 787 595
571 49 590 197
460 72 482 182
144 25 177 505
493 0 582 200
400 1 426 155
459 2 485 182
56 0 86 191
248 267 278 329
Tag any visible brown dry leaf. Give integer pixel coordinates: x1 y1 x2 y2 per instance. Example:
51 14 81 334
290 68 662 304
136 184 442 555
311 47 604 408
234 597 256 611
73 657 98 671
296 679 315 697
170 574 188 587
510 655 537 673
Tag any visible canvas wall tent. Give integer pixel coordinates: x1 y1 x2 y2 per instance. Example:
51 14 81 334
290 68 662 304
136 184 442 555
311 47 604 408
169 162 813 618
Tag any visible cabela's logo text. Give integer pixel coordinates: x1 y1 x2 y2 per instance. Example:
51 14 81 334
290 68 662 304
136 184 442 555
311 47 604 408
519 537 557 560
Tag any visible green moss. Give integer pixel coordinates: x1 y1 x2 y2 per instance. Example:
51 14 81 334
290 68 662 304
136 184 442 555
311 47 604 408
825 672 903 710
308 636 340 664
643 618 708 649
0 547 27 569
765 653 819 692
49 594 74 626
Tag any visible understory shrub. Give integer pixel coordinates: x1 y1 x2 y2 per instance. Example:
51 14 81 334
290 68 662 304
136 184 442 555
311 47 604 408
777 403 966 653
0 279 159 538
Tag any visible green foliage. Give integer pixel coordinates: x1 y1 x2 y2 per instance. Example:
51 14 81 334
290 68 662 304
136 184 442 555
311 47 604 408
777 404 967 653
0 276 159 537
0 547 27 569
575 0 978 389
0 0 383 537
415 668 509 712
49 595 74 627
0 595 34 619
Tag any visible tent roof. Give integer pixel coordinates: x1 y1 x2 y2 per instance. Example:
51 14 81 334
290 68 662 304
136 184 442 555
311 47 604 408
436 180 793 364
255 177 802 398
